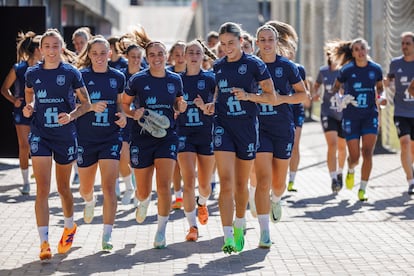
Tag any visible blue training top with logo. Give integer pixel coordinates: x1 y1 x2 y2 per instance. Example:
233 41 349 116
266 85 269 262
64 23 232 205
388 56 414 118
337 60 383 120
14 61 30 99
125 68 183 138
25 61 85 140
316 65 342 121
177 69 215 131
108 56 128 71
13 61 34 125
213 52 270 120
76 66 125 143
258 54 301 131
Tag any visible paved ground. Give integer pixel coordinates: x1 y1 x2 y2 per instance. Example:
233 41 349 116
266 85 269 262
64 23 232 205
0 120 413 275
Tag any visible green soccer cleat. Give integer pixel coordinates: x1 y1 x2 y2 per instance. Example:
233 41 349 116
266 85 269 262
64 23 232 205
287 181 297 192
222 237 236 254
346 172 355 190
358 189 368 201
233 225 245 252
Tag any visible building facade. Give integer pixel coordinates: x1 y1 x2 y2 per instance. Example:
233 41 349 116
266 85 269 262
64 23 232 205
0 0 120 37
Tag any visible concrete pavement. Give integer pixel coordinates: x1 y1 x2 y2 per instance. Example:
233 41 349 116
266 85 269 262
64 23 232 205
0 120 413 275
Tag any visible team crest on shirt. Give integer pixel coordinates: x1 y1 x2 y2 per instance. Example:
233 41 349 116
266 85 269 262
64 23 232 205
275 67 283 78
368 71 375 80
167 83 175 94
238 64 247 75
56 75 65 86
109 78 117 89
197 80 205 90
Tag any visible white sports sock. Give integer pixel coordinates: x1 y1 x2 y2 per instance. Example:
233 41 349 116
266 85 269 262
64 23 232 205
123 174 133 190
184 209 197 227
271 192 281 203
249 186 256 200
174 189 182 199
360 181 368 191
337 168 343 174
223 226 233 239
289 172 296 182
38 226 49 244
103 224 113 236
330 171 337 179
85 195 96 206
233 217 245 229
258 214 269 232
197 194 208 206
21 168 29 184
64 216 74 229
211 173 217 183
141 194 151 205
157 215 169 233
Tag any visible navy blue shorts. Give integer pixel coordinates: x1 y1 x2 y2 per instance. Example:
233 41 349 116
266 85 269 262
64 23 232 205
77 138 122 167
342 116 378 141
29 132 78 165
130 134 178 168
13 107 32 125
292 104 305 128
321 115 345 138
178 128 213 155
120 118 133 142
257 123 295 159
213 117 258 160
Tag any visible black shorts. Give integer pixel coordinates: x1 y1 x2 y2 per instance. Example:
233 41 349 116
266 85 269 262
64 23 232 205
394 116 414 139
321 115 345 138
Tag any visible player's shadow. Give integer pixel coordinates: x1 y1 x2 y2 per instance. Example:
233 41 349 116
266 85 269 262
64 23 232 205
286 193 370 220
0 237 239 275
368 192 414 220
0 162 20 171
0 246 82 276
293 199 367 220
175 247 270 275
0 190 35 204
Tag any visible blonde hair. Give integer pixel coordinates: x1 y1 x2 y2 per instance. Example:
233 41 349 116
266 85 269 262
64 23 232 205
130 26 167 55
16 31 40 62
265 20 298 57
